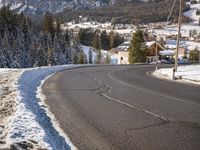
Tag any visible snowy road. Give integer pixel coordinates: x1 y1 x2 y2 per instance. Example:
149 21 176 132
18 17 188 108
42 65 200 150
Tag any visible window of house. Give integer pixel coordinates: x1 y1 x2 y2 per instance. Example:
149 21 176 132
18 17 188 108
121 57 123 60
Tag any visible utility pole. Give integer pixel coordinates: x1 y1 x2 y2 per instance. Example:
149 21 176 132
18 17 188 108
155 40 158 71
174 0 183 72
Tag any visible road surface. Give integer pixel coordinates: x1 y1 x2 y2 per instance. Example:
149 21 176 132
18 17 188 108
42 65 200 150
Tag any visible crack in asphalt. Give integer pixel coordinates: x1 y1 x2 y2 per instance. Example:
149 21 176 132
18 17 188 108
128 121 170 132
93 73 168 121
92 71 200 132
170 121 200 129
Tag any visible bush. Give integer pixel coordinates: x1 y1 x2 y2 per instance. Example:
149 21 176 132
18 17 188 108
196 9 200 16
189 49 200 62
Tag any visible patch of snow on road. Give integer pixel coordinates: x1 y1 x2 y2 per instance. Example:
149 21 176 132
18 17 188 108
7 65 77 150
153 65 200 84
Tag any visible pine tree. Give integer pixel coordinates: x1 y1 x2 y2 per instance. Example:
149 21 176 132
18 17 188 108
47 47 55 66
104 52 111 64
114 33 124 48
35 46 47 67
0 7 77 68
93 32 101 50
43 12 55 37
128 30 148 63
95 49 102 64
189 48 199 62
88 47 93 64
73 54 78 64
100 30 109 50
109 31 115 49
78 53 85 64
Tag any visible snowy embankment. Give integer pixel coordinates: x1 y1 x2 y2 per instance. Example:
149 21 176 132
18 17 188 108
153 65 200 84
0 69 21 147
0 65 77 150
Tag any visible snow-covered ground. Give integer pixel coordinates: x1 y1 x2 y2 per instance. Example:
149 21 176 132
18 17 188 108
62 21 136 35
0 69 22 148
153 65 200 84
82 45 118 64
154 24 200 37
82 45 97 64
154 2 200 53
0 66 78 150
184 2 200 25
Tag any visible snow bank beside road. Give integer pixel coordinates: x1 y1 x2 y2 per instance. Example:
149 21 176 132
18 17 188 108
0 69 22 148
0 65 77 149
9 65 77 149
153 65 200 84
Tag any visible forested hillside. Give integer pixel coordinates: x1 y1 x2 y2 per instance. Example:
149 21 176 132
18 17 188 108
60 0 189 24
0 6 82 68
0 0 190 24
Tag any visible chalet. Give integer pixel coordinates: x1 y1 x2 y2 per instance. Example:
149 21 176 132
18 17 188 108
114 41 170 64
146 41 165 63
111 42 130 64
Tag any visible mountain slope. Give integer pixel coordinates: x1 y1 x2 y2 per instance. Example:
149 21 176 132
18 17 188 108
0 0 112 15
0 0 150 15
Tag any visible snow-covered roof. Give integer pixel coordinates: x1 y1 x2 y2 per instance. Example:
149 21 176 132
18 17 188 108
165 40 200 50
165 40 188 49
115 42 130 51
146 41 166 50
159 50 175 56
146 41 156 47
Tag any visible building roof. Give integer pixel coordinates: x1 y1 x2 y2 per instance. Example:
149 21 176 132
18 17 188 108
146 41 165 50
159 50 175 56
112 41 130 52
165 40 187 49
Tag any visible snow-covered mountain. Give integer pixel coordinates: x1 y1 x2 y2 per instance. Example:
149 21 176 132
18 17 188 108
0 0 114 15
0 0 150 15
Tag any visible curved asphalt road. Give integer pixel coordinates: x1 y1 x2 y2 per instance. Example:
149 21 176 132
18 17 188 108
42 65 200 150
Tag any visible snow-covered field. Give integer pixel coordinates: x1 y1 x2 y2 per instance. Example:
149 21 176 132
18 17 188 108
184 2 200 25
153 65 200 84
0 66 78 150
62 21 136 35
154 24 200 38
82 45 118 64
154 2 200 52
155 2 200 36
